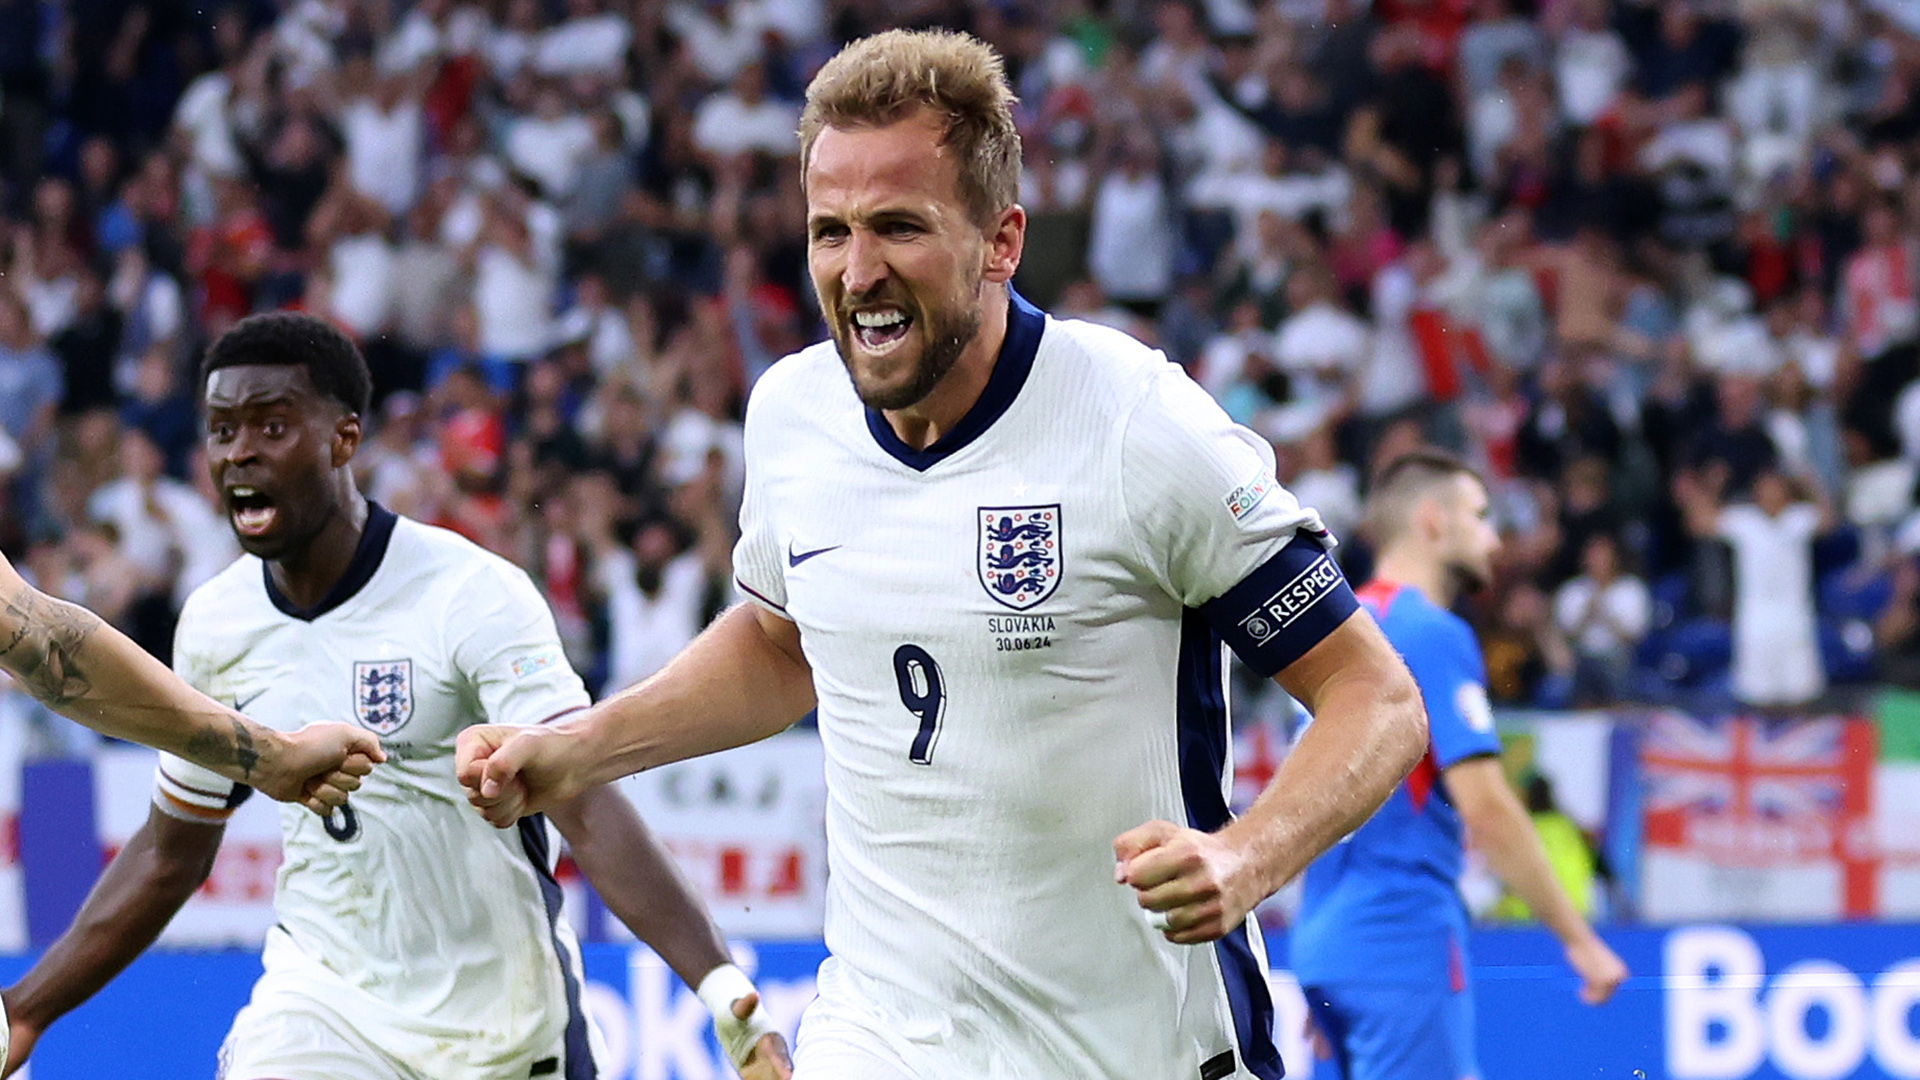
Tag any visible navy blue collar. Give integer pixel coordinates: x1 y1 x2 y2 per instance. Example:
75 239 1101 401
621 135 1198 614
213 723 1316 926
864 289 1045 472
263 500 398 622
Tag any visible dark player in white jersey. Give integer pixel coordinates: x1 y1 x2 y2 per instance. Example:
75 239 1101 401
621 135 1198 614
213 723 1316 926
0 314 789 1080
0 512 383 1071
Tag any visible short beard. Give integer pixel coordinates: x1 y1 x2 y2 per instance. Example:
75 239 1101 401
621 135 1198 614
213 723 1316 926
835 287 983 412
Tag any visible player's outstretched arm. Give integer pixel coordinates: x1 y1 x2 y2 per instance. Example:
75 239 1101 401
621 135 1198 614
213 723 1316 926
0 806 224 1076
1444 756 1628 1004
1117 610 1426 944
0 558 384 809
548 787 792 1079
247 723 385 814
459 603 815 826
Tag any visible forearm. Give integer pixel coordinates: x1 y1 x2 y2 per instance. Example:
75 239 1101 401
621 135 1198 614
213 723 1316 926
549 785 731 988
1224 661 1425 898
567 604 815 787
0 578 272 785
7 817 217 1031
1469 796 1596 948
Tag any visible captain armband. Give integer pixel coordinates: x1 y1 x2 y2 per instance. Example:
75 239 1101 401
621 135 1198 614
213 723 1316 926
1199 534 1361 678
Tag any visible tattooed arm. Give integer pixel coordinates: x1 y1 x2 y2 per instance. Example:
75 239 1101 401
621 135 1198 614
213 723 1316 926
0 555 383 810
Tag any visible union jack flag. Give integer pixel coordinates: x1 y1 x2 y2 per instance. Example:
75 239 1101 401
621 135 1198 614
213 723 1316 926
1639 710 1879 915
1642 713 1845 821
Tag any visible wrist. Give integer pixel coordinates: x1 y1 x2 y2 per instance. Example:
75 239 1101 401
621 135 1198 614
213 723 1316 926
225 720 279 786
546 716 604 792
696 962 778 1067
5 980 56 1032
1213 822 1279 906
1558 921 1605 952
694 962 756 1018
521 721 602 805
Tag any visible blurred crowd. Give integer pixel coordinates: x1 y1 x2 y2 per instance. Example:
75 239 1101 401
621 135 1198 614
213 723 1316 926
3 0 1920 716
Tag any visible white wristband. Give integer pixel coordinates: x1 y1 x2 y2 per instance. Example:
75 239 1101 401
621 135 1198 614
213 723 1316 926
695 963 779 1067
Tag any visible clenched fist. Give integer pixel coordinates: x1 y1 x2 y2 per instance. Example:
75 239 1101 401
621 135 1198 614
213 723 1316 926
456 724 589 828
255 723 386 815
1114 820 1262 945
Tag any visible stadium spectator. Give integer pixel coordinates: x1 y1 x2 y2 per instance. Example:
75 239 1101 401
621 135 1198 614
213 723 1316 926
1275 262 1369 417
691 62 803 165
1679 465 1832 708
1553 533 1653 706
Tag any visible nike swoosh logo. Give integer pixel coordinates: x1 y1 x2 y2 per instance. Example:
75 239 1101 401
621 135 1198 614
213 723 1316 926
788 543 841 567
235 690 267 712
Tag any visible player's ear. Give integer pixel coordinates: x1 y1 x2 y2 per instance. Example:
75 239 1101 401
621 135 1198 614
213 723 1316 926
981 203 1025 284
1414 495 1446 543
332 412 363 467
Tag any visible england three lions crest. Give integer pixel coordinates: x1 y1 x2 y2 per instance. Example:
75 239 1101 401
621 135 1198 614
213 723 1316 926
353 659 414 734
978 505 1062 611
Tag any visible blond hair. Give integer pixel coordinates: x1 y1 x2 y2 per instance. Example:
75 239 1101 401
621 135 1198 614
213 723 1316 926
799 29 1022 227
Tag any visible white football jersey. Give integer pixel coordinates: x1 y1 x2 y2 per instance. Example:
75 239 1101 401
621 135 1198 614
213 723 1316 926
734 293 1356 1080
157 506 599 1077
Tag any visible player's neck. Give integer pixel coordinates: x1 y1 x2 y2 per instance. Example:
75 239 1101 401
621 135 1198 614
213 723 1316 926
1371 548 1454 608
882 286 1010 451
266 491 371 610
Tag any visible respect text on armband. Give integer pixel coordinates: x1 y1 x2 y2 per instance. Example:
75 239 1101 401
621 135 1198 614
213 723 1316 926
1238 554 1341 645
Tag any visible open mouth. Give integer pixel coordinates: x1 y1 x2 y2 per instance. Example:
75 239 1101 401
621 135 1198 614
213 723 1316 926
226 486 280 538
851 307 913 355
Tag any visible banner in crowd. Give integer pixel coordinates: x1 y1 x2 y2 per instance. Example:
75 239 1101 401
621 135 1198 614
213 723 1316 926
1639 711 1878 921
12 701 1920 949
608 730 828 939
85 729 829 946
1634 706 1920 923
6 923 1917 1080
1246 705 1920 924
1868 691 1920 919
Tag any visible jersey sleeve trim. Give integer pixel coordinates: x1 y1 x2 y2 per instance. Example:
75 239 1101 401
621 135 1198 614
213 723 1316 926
1198 533 1361 678
154 789 239 824
154 764 246 823
157 764 233 802
735 577 788 614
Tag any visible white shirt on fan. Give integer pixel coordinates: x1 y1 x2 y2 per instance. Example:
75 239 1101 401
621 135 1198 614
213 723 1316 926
598 548 708 695
1717 501 1825 703
342 96 424 217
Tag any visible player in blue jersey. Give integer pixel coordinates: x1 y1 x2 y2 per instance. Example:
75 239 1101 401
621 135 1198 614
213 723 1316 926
456 28 1429 1080
1290 450 1627 1080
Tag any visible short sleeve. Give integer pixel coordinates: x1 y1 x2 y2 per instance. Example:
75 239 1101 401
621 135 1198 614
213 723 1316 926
154 751 250 822
731 391 787 615
1122 365 1358 677
450 560 591 726
1409 614 1502 769
152 607 248 823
